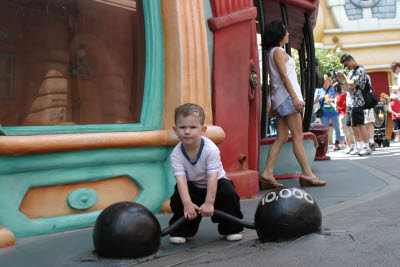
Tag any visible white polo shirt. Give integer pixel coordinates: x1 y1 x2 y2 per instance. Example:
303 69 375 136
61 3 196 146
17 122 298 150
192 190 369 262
170 136 228 188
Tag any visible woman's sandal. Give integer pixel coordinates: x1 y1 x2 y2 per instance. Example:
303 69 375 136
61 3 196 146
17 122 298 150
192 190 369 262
260 176 284 189
299 177 326 187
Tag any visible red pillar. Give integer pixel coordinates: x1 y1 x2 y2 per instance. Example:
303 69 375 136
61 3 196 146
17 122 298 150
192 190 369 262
208 0 260 198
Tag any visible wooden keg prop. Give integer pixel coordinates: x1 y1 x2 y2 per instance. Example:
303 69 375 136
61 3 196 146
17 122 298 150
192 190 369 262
93 187 321 258
22 70 72 126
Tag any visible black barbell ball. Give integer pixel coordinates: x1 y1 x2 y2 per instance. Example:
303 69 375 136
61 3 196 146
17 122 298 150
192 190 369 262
92 188 321 258
254 187 322 241
93 202 161 258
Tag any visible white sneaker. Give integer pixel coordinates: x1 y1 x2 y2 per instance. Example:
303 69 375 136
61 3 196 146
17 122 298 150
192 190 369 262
359 147 371 156
170 237 186 244
226 233 242 241
369 143 376 151
343 147 351 154
349 148 360 155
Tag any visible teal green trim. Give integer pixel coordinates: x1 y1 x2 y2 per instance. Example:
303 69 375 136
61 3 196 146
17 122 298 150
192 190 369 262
2 124 157 136
140 0 165 130
2 0 164 136
67 188 98 210
0 147 168 175
0 147 172 238
203 0 214 90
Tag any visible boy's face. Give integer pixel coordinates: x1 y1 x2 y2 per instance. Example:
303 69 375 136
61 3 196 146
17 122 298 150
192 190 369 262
173 114 207 147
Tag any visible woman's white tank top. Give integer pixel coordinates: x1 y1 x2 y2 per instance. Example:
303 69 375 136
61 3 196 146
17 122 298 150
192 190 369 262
268 47 303 109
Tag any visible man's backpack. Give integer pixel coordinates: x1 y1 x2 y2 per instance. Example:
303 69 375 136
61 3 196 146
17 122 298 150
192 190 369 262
362 79 378 110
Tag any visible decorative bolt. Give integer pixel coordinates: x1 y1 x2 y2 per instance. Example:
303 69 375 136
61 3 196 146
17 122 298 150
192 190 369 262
81 195 88 203
238 153 247 165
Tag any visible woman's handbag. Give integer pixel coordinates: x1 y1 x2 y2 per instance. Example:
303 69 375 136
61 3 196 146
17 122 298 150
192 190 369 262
315 87 331 118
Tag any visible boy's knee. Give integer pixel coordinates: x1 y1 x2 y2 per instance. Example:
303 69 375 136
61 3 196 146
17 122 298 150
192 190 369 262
217 180 239 200
170 190 183 212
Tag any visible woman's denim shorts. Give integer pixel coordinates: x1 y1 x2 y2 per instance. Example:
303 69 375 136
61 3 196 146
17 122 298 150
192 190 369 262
274 95 302 118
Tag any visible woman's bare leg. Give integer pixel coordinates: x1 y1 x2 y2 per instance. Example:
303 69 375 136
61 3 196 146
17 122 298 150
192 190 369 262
260 117 289 183
285 112 325 186
284 112 315 179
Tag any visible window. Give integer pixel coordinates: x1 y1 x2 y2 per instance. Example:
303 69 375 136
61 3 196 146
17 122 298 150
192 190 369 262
0 0 147 129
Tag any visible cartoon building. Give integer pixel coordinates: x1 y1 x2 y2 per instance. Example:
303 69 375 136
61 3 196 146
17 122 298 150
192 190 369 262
0 0 320 248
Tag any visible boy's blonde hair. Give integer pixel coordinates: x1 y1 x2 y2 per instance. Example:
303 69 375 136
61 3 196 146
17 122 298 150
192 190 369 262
174 103 205 125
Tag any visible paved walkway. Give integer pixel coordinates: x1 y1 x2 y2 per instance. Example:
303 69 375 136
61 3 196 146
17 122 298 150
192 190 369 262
1 141 399 267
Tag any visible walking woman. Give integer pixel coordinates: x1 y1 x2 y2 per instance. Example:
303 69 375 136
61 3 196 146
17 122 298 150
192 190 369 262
260 20 326 188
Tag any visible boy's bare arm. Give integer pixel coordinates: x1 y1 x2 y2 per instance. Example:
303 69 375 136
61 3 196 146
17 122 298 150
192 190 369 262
200 172 218 217
175 175 200 220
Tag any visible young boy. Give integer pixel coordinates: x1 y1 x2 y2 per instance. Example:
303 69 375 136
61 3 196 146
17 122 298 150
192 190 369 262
168 103 243 244
389 92 400 142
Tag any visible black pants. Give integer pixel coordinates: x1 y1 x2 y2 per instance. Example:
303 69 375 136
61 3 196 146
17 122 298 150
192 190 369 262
169 178 244 237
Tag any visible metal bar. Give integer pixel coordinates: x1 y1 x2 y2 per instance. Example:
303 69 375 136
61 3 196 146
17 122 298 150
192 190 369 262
299 42 306 99
280 3 291 56
161 209 256 237
214 210 256 229
302 13 316 132
161 216 185 237
256 0 268 138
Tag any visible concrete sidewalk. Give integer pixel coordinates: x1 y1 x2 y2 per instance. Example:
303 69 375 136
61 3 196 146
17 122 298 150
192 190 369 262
0 141 399 267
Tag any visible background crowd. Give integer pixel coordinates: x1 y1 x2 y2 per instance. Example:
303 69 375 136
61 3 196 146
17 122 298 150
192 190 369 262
313 59 400 154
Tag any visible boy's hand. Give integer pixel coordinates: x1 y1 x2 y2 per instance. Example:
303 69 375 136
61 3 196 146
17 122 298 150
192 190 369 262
183 202 201 220
199 202 214 217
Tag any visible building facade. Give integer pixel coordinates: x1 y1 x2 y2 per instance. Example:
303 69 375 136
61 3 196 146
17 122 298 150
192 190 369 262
314 0 400 97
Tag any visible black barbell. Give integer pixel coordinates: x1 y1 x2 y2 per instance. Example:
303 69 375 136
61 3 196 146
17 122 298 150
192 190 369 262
93 187 321 258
